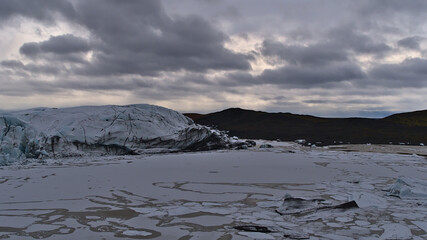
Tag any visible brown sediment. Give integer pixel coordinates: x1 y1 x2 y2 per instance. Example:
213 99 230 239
326 144 427 156
0 226 23 232
218 234 233 240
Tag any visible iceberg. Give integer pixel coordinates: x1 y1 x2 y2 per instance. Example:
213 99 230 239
384 177 427 199
0 104 232 165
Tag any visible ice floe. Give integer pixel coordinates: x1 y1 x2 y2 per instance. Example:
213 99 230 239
1 143 426 239
349 192 388 208
384 177 427 199
380 223 412 240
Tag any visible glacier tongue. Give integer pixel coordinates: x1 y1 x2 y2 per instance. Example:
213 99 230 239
0 104 231 164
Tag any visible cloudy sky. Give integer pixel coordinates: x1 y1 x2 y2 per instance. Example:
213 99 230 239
1 0 427 117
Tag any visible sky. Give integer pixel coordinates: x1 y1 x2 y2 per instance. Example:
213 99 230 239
1 0 427 117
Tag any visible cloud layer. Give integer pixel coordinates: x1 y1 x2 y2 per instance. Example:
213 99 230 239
1 0 427 116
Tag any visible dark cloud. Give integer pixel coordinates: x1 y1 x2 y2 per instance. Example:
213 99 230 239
248 38 365 88
397 36 423 50
303 99 381 105
39 34 90 54
0 0 75 23
71 0 251 76
260 62 365 87
11 0 251 77
1 60 25 69
328 27 392 55
359 0 427 16
221 61 366 88
20 34 90 57
1 60 61 75
369 58 427 87
261 40 349 66
19 43 41 57
355 1 427 36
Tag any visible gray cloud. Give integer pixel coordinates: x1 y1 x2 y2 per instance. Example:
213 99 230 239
369 58 427 87
328 27 392 55
19 43 41 57
246 38 366 88
0 0 75 23
20 34 90 57
1 0 427 116
1 60 61 75
260 62 366 87
397 36 423 50
358 0 427 17
221 61 366 89
71 0 251 76
1 60 24 69
261 40 349 66
12 0 251 77
303 99 381 105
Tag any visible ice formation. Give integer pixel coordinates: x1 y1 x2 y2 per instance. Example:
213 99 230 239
384 177 427 199
0 104 232 164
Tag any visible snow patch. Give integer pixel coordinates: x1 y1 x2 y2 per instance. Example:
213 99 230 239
122 230 152 237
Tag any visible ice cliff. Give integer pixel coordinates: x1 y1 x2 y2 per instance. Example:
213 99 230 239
0 104 232 165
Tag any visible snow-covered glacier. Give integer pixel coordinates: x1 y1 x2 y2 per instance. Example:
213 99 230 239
0 104 231 165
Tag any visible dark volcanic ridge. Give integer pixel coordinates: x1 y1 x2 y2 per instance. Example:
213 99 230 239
185 108 427 146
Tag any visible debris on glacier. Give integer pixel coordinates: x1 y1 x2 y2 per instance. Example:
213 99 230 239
245 140 256 147
233 225 272 233
259 143 274 148
276 193 359 216
0 104 235 165
233 225 310 239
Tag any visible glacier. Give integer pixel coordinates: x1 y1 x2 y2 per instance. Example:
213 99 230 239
0 104 232 165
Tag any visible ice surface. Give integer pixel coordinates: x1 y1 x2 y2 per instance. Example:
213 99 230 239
0 216 35 228
349 192 387 208
0 104 232 164
412 221 427 233
25 224 60 232
1 143 426 239
380 223 412 240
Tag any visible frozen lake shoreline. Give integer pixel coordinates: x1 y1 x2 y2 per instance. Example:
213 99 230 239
1 143 426 239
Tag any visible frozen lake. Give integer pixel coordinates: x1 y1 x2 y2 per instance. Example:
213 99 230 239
1 142 426 239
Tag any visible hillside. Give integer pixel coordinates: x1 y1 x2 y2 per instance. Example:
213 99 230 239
383 110 427 127
185 108 427 145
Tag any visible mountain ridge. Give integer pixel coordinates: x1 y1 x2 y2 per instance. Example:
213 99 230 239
185 108 427 145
